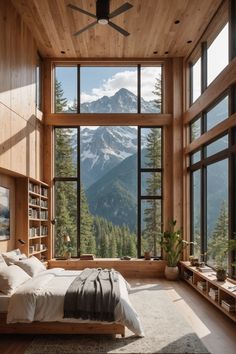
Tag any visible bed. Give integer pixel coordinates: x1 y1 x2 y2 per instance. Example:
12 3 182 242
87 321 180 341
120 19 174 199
0 257 144 337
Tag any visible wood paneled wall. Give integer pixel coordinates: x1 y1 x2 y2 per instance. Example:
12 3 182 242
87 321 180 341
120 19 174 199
0 0 43 179
0 174 15 252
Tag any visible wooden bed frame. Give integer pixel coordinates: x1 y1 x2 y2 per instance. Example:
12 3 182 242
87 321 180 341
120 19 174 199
0 313 125 336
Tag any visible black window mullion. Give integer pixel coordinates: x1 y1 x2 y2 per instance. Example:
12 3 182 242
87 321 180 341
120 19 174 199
202 166 207 260
77 65 80 114
137 65 141 114
137 126 141 257
201 42 208 92
77 127 80 257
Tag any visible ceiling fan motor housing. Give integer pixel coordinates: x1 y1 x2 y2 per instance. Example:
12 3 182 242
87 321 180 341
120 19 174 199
97 0 109 24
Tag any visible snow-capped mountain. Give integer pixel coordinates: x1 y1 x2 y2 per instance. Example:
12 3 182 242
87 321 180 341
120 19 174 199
80 126 137 188
80 88 158 113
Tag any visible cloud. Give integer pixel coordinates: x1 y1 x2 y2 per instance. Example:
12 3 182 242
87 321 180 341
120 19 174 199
80 67 161 103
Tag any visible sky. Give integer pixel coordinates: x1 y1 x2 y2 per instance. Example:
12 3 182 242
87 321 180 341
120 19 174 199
56 66 161 105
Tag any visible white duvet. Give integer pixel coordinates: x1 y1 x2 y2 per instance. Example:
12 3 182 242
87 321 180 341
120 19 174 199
7 268 144 336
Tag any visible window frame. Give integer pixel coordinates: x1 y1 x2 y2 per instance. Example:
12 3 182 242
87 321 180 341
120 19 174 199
53 64 163 115
54 125 163 259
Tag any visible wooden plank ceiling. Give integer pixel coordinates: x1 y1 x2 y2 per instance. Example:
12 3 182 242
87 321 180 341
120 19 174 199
11 0 222 59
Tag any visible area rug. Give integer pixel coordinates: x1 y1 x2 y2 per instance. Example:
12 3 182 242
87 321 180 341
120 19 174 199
24 282 210 354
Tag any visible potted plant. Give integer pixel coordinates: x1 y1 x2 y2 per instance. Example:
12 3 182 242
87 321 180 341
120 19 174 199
160 220 191 280
213 239 236 281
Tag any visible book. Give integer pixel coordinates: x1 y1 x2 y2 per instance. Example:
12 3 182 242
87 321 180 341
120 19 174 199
197 266 213 273
80 254 95 260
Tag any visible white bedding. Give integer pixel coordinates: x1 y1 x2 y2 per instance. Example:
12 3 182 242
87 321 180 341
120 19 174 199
7 268 144 336
0 293 10 312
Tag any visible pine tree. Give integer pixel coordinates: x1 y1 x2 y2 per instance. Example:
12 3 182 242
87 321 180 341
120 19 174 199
55 79 67 112
80 186 96 254
152 75 162 111
143 128 162 256
208 201 228 267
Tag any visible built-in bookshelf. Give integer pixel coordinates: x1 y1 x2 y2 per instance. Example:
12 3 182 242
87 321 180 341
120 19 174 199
16 177 50 261
180 261 236 322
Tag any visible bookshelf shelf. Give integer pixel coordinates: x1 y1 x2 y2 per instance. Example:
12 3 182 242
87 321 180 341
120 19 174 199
16 177 51 261
180 261 236 322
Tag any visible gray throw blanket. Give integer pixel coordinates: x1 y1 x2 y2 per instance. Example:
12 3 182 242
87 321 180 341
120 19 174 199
63 268 120 322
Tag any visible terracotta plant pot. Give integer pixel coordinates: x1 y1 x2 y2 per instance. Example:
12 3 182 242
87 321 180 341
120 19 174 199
216 269 227 281
164 266 179 280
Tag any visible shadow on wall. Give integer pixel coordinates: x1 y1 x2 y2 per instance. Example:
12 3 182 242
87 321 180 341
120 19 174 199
0 115 41 178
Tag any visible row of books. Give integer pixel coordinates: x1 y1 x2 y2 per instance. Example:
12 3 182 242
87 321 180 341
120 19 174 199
29 209 48 220
29 183 48 197
208 288 218 301
197 280 206 291
221 299 236 312
29 226 48 237
29 196 40 205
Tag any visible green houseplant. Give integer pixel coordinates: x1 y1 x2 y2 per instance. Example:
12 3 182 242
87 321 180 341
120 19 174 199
213 239 236 281
160 220 191 280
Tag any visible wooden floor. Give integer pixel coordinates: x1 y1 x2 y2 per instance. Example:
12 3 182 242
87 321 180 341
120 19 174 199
0 279 235 354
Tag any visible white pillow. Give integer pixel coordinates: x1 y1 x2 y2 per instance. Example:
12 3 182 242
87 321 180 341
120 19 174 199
0 254 8 269
15 256 46 277
0 265 31 295
2 249 27 265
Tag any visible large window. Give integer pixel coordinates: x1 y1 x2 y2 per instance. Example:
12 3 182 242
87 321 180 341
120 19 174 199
54 126 163 258
190 134 235 274
54 65 162 114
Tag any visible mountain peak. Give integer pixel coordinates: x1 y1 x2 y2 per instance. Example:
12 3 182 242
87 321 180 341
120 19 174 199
114 88 135 97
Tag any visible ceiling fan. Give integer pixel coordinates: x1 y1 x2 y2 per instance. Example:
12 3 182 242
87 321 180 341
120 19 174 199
68 0 133 36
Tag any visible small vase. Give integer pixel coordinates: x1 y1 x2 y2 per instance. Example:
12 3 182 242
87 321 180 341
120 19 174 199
164 266 179 280
216 269 227 281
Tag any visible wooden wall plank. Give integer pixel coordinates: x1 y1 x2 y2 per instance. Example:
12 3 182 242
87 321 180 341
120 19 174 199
0 0 43 179
172 58 183 229
49 259 167 278
45 113 172 126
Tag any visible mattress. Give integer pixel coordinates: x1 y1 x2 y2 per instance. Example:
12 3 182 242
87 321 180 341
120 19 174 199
0 294 10 312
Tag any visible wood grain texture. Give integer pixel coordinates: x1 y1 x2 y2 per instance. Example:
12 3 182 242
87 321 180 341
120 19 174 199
11 0 221 59
0 313 125 336
185 112 236 154
172 58 183 229
49 259 167 278
45 113 172 126
0 0 43 179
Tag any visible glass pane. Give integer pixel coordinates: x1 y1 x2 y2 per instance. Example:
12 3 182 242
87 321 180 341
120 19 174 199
141 128 162 168
192 58 201 103
207 159 228 269
54 181 77 257
190 117 201 142
55 66 77 113
206 135 228 157
141 200 162 257
192 170 201 258
81 126 137 258
191 151 201 165
206 96 229 131
80 67 137 113
141 66 162 113
207 23 229 85
55 128 77 177
141 172 161 196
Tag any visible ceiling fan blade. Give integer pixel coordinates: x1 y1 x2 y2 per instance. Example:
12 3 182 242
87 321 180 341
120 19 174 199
73 21 97 36
68 4 97 19
109 2 133 19
108 21 130 36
